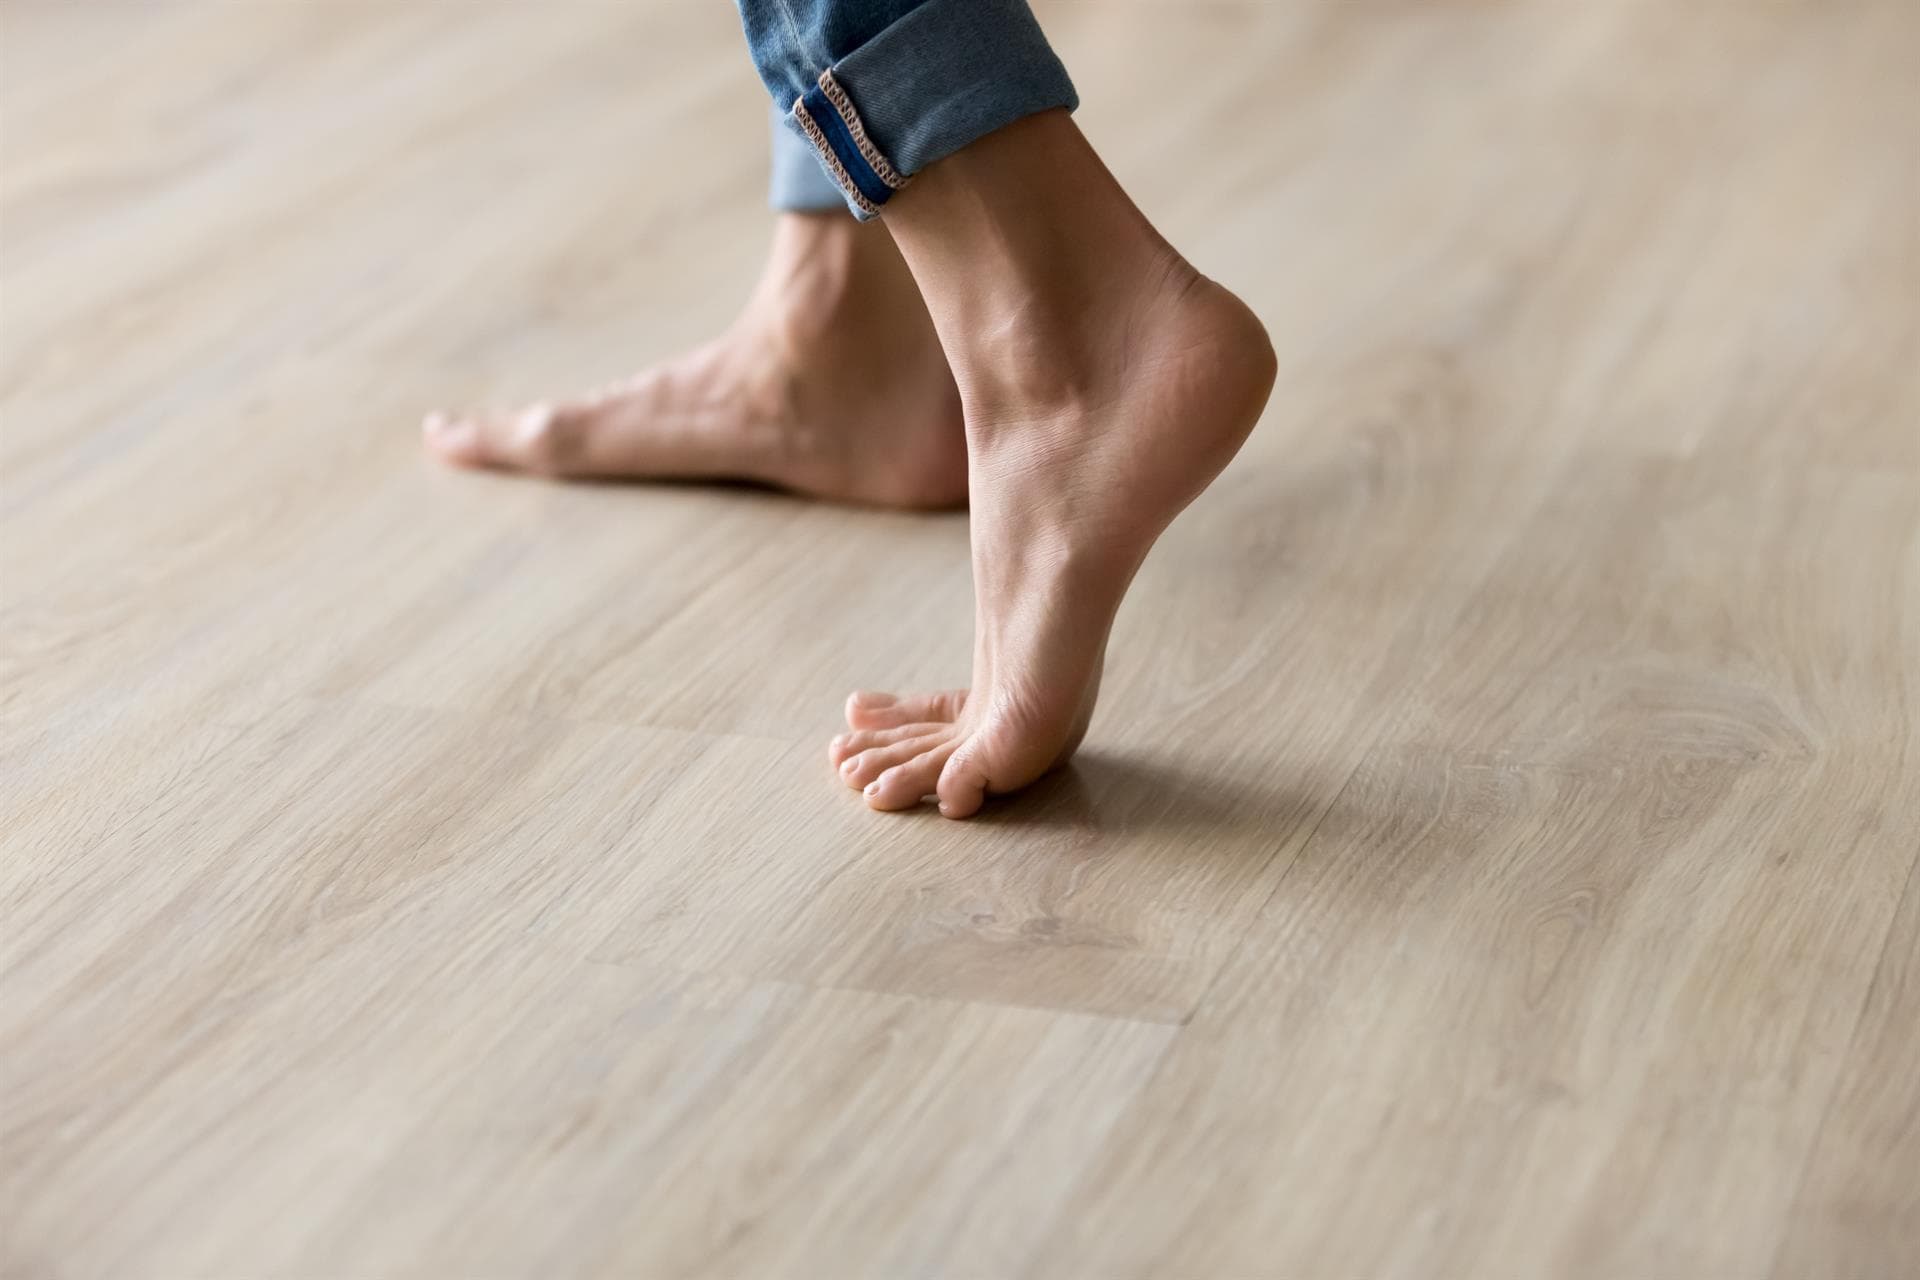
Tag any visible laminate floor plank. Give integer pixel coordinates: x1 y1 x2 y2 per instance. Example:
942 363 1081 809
1036 461 1919 1278
1773 856 1920 1279
4 1 1913 1275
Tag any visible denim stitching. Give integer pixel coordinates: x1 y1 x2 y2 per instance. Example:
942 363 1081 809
790 99 881 217
816 69 907 190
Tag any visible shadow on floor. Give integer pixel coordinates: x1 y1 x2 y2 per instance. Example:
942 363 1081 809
960 749 1332 839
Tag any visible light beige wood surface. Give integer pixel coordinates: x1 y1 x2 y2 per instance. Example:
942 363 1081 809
3 1 1916 1276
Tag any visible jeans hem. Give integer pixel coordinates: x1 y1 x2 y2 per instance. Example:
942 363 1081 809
789 72 901 218
783 0 1076 220
770 102 851 212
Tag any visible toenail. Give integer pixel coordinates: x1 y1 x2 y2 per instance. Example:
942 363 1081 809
426 415 476 449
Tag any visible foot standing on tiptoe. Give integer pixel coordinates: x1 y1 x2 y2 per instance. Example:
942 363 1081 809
744 0 1276 816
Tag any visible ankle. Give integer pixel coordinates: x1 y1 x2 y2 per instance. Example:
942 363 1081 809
879 111 1205 411
753 213 916 340
951 248 1209 421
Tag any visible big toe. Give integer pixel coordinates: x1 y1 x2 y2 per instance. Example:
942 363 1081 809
422 401 581 475
844 688 968 730
422 410 485 466
936 746 992 820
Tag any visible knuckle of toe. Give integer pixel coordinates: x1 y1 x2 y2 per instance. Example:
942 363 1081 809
516 405 578 473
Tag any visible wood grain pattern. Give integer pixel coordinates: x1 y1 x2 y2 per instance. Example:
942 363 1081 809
3 1 1915 1276
1776 858 1920 1279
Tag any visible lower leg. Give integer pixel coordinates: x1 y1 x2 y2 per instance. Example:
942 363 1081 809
826 109 1276 815
423 211 966 509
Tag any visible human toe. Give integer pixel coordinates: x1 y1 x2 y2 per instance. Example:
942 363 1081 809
844 688 968 730
863 741 958 811
840 733 946 790
828 721 947 767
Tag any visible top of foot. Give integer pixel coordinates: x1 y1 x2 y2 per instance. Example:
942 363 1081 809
422 213 967 510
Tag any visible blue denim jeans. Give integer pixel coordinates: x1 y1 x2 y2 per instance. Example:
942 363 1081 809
743 0 1078 219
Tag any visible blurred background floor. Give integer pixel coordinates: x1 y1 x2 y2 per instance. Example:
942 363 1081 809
4 1 1917 1275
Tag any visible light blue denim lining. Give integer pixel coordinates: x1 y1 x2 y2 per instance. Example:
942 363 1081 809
769 104 847 211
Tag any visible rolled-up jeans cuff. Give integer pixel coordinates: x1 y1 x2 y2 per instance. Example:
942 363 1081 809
770 104 849 212
786 0 1077 220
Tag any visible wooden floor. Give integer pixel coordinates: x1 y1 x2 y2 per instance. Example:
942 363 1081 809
4 1 1917 1275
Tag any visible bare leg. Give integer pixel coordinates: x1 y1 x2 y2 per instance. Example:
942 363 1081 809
423 213 966 509
826 110 1276 815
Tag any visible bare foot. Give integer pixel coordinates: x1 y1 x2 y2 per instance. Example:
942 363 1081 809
422 213 966 509
825 112 1277 817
